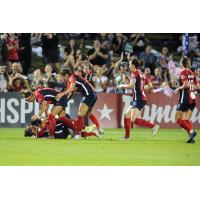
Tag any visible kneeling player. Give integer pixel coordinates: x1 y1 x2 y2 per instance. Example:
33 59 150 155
118 59 159 140
24 116 102 139
21 88 77 138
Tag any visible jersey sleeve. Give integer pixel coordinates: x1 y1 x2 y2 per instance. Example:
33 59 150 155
35 91 44 103
180 71 187 82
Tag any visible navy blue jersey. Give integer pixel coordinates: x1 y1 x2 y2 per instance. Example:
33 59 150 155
67 74 95 96
34 88 60 104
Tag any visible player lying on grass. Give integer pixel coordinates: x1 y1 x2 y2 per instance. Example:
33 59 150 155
24 115 102 139
56 68 103 139
118 58 159 140
174 56 199 143
21 88 77 138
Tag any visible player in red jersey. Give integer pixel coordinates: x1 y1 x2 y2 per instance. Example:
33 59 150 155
24 115 102 139
21 88 77 138
118 59 159 140
56 68 102 139
175 57 198 143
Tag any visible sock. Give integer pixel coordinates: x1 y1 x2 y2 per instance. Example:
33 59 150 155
185 120 192 129
177 119 192 133
124 117 131 138
60 116 77 132
48 114 56 137
76 115 84 133
82 131 96 137
134 118 154 129
89 113 100 129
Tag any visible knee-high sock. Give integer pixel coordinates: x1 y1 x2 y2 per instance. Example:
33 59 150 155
77 115 84 133
177 119 192 133
82 131 96 137
134 118 154 128
48 114 56 137
124 117 131 138
89 113 100 129
60 116 77 132
185 120 192 129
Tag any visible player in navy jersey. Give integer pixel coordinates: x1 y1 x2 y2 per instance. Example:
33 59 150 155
118 59 159 140
175 57 199 143
56 68 103 139
24 115 102 139
21 88 77 138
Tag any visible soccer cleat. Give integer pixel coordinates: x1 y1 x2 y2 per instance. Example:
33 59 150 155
72 134 82 140
97 128 104 135
190 139 195 144
85 125 96 132
186 132 197 143
152 125 159 136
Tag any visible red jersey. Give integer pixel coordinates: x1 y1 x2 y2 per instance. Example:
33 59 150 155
130 69 150 101
67 74 95 96
6 37 19 61
179 69 197 104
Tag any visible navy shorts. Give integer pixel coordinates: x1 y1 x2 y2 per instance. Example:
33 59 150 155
80 93 97 109
130 100 146 111
54 95 68 109
176 103 196 112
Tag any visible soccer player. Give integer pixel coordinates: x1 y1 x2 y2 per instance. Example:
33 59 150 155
24 115 102 139
118 59 159 140
175 57 198 143
21 88 77 138
57 68 103 139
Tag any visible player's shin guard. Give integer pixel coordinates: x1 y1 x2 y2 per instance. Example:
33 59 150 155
177 119 192 133
124 117 131 138
48 114 56 137
77 115 84 133
89 113 100 129
60 116 77 132
134 118 154 128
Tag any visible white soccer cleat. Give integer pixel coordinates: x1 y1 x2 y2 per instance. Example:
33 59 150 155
97 128 104 135
93 130 103 139
73 134 82 140
152 125 159 136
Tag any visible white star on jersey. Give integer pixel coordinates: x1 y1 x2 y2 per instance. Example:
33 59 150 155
97 104 114 120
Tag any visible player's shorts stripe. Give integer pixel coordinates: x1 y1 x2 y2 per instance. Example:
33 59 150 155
44 95 56 98
55 130 63 134
181 90 184 103
56 123 63 126
76 81 89 95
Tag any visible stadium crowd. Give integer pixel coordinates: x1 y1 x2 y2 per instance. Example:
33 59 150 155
0 33 200 94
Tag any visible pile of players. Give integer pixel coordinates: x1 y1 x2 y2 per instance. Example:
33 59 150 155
22 56 199 143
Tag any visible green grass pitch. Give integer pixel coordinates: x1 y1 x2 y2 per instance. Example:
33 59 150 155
0 128 199 166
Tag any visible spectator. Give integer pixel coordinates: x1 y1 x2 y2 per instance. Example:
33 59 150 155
41 33 60 73
111 33 126 55
0 65 9 92
152 67 162 88
18 33 32 75
131 33 150 56
140 45 157 75
87 40 108 66
144 68 154 81
9 62 23 77
63 39 79 68
31 69 44 90
92 66 108 93
42 65 57 88
158 47 171 82
82 61 93 83
5 34 20 71
54 73 66 92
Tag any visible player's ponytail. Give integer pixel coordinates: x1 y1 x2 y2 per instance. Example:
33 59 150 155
130 59 140 68
181 56 189 68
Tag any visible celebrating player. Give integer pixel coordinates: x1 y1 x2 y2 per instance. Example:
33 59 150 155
56 68 103 139
24 115 102 139
118 59 159 140
175 57 198 143
21 88 77 138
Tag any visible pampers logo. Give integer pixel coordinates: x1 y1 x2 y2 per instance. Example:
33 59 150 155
122 95 200 127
